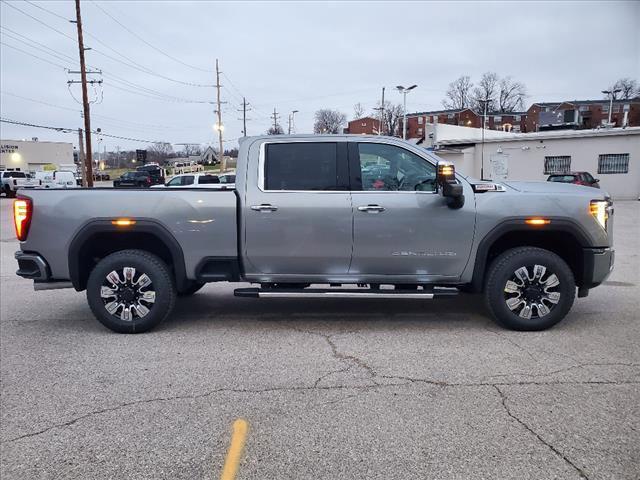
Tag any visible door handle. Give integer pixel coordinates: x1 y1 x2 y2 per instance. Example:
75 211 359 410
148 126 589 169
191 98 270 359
357 204 385 213
251 204 278 212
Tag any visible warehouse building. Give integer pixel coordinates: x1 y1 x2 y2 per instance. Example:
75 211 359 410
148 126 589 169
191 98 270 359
0 139 74 172
434 127 640 199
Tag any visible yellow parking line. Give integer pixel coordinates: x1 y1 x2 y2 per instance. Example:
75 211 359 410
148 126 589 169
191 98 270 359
220 418 249 480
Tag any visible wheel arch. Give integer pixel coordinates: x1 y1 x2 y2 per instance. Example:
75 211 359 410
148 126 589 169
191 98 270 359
68 220 188 292
470 219 592 293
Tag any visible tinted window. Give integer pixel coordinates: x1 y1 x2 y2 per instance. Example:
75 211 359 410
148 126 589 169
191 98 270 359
548 175 575 182
167 177 182 186
199 175 220 184
583 172 595 182
219 174 235 184
122 172 136 179
4 171 26 178
181 175 195 186
265 142 338 191
357 143 436 191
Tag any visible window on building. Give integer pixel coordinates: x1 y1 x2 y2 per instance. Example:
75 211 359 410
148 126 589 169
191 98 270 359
417 116 423 125
598 153 629 174
514 115 521 122
264 142 339 190
579 105 589 112
447 113 454 120
544 156 571 174
602 104 609 112
417 128 423 135
494 116 502 123
512 125 521 132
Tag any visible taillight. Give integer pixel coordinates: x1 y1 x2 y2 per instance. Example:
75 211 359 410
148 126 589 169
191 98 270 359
14 198 32 241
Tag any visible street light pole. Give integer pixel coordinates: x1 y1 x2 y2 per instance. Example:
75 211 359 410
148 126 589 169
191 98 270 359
601 89 622 125
396 84 417 140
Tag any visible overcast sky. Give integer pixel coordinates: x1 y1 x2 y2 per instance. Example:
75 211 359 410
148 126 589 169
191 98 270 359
1 0 638 153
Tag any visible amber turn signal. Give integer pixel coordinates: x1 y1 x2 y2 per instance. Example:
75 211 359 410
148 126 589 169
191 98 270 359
525 218 551 226
111 218 136 227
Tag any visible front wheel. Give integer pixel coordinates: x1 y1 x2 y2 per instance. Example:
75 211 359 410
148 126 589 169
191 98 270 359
86 249 176 333
484 247 576 331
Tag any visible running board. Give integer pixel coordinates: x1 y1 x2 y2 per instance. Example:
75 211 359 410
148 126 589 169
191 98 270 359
234 287 459 299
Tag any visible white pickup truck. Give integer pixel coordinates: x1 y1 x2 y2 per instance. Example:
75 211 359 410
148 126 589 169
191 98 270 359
1 170 30 197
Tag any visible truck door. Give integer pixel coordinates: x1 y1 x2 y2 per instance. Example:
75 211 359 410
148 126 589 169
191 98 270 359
243 140 353 276
349 141 475 279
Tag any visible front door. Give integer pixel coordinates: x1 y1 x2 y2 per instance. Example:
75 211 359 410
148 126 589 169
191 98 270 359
243 140 352 276
349 141 476 280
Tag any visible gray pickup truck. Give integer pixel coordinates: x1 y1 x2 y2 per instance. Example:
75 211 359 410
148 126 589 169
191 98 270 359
14 135 614 333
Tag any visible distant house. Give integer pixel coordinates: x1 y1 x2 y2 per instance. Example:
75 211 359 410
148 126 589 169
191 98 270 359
201 146 218 164
526 98 640 131
344 117 382 135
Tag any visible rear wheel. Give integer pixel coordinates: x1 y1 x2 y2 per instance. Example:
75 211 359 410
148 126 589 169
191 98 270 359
87 249 176 333
485 247 575 331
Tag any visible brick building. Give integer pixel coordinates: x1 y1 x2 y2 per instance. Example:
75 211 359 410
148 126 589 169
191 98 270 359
526 98 640 132
344 117 382 135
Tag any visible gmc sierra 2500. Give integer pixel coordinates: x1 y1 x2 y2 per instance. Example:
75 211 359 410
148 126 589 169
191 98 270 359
14 135 614 333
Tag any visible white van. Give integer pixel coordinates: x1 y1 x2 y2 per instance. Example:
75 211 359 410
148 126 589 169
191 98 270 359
23 170 78 189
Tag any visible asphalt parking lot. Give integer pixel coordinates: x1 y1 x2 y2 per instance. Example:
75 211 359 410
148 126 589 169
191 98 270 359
0 197 638 480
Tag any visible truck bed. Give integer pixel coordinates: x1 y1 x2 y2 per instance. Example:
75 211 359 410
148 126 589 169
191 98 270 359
18 188 238 280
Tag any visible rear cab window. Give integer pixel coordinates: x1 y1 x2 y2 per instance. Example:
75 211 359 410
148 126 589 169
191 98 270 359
263 142 348 191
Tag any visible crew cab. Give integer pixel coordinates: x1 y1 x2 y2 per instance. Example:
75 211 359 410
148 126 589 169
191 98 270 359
14 135 614 333
152 172 235 189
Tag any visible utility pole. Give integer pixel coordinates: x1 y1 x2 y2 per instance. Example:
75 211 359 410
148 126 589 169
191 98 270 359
271 108 281 133
380 87 385 135
237 97 251 136
72 0 94 187
215 59 225 172
288 110 298 134
78 128 87 187
479 98 489 180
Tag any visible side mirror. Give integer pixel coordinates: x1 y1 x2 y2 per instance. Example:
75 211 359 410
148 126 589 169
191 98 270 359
437 162 464 208
594 178 600 183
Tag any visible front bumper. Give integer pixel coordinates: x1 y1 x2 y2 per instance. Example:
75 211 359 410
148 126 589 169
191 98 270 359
582 247 614 289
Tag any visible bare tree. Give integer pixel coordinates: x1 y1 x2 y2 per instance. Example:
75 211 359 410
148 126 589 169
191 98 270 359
353 102 366 119
471 72 499 112
266 125 284 135
147 142 173 164
372 101 403 136
497 76 527 112
182 144 203 157
442 75 474 109
607 78 639 99
313 109 347 134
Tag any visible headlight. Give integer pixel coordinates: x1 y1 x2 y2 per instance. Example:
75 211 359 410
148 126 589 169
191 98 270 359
589 200 609 230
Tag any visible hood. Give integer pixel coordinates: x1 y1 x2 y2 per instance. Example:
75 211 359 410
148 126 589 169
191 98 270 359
502 180 607 196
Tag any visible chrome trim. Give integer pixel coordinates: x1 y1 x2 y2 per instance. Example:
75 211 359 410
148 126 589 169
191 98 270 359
258 291 435 299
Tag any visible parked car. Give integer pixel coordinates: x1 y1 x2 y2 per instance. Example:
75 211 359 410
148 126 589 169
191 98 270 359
136 164 165 186
151 172 235 189
547 172 600 188
14 135 614 334
113 171 153 188
20 170 78 190
1 170 30 197
94 170 111 181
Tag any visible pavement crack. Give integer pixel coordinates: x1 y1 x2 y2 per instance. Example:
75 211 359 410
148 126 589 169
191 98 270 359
493 385 590 480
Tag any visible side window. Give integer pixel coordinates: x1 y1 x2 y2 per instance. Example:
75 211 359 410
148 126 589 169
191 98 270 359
181 175 195 186
264 142 338 191
199 175 220 184
357 143 436 192
167 177 182 186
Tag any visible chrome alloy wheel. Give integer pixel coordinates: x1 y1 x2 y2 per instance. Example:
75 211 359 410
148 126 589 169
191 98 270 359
100 267 156 321
503 265 561 320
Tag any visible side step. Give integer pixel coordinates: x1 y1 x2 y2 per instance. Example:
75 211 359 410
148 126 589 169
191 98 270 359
234 287 459 299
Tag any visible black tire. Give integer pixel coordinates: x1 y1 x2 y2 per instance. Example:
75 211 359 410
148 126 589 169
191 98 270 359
86 249 176 333
177 281 205 297
484 247 576 331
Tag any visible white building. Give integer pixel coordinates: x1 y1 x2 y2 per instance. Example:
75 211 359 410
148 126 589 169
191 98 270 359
0 139 74 172
434 127 640 200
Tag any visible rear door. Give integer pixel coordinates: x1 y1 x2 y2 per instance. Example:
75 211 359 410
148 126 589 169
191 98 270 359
243 140 352 276
349 141 476 279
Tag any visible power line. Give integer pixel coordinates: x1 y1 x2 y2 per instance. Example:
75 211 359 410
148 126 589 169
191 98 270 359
89 0 213 73
0 40 71 69
7 1 215 88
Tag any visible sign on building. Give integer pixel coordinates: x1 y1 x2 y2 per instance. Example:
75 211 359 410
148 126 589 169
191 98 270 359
136 149 147 163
